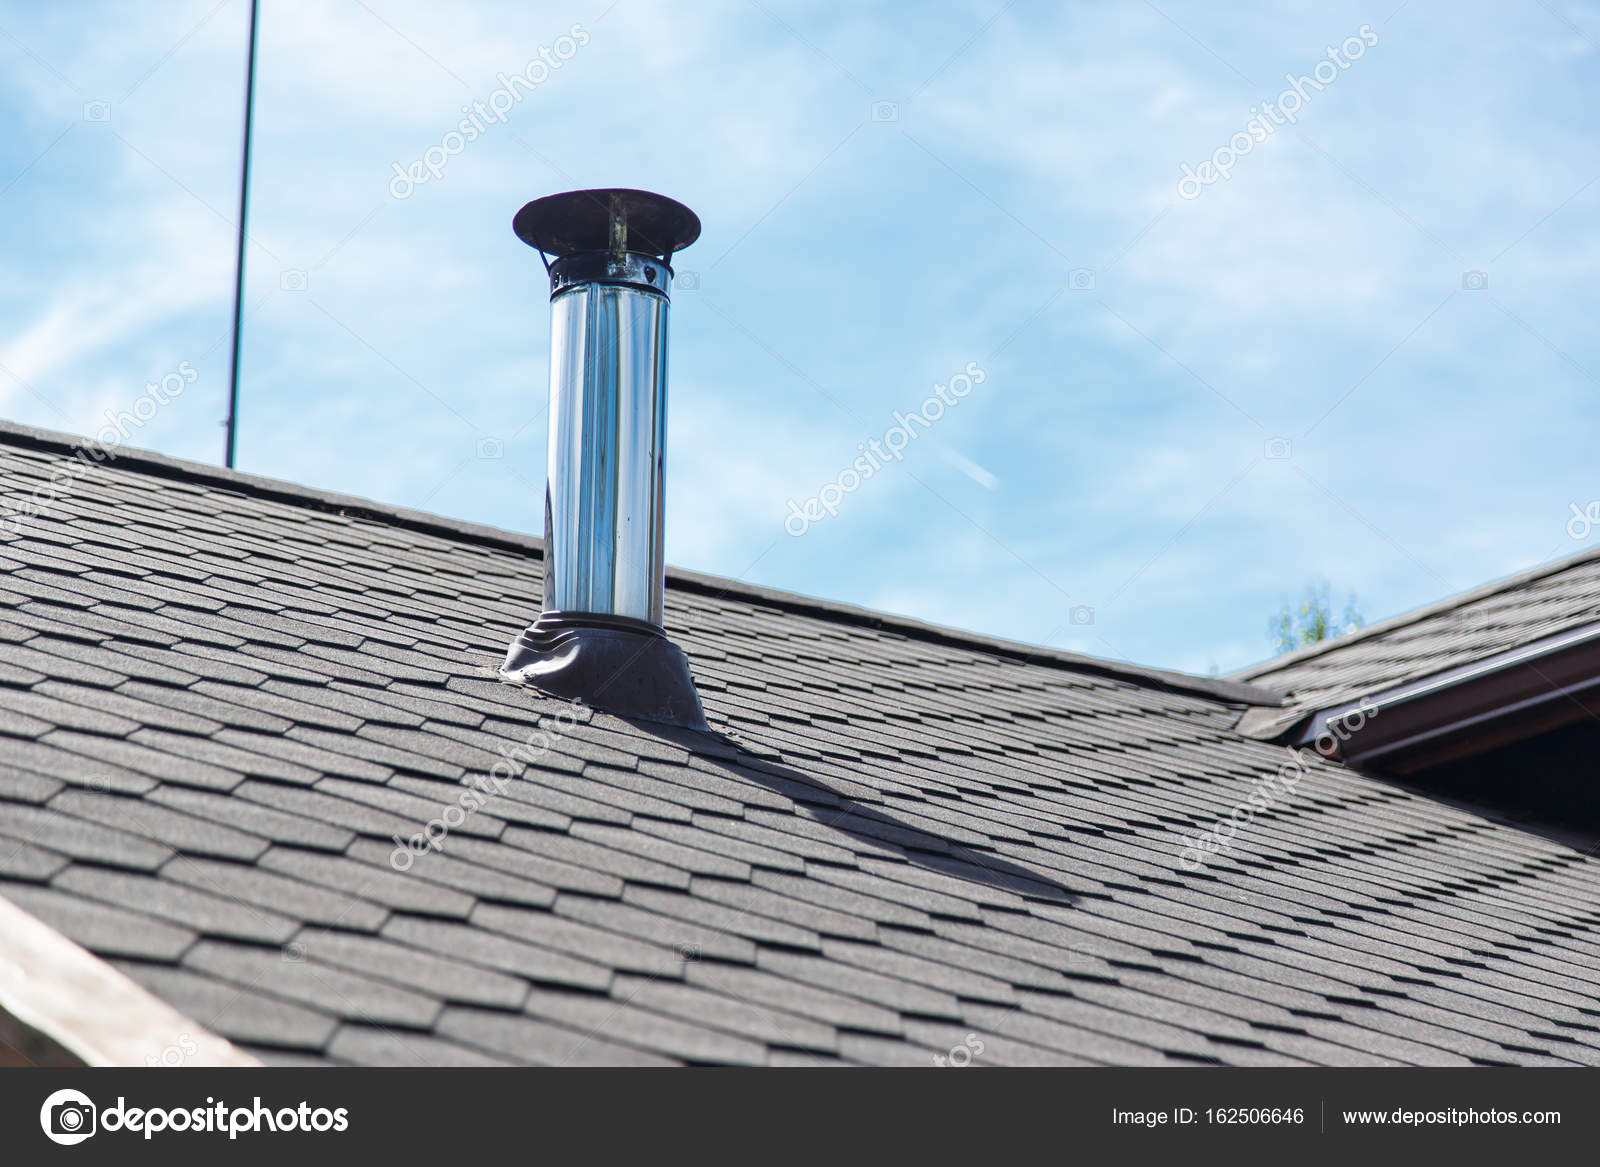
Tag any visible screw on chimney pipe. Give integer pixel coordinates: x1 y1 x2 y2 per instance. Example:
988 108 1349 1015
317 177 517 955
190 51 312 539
501 189 707 730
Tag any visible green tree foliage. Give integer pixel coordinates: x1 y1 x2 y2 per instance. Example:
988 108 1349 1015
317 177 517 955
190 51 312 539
1270 582 1363 655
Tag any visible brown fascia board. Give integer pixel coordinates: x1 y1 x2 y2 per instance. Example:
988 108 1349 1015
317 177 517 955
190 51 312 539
0 419 1283 710
1300 620 1600 768
0 894 258 1067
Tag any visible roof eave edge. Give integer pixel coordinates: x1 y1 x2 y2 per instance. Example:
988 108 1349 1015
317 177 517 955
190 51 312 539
0 893 260 1068
1289 619 1600 766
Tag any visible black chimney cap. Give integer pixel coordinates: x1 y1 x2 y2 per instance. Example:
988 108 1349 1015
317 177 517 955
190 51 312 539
513 188 701 259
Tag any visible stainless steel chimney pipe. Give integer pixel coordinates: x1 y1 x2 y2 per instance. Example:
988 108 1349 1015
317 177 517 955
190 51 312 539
501 189 706 729
542 247 672 624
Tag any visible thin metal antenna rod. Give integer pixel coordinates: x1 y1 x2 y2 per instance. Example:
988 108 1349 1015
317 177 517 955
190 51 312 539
223 0 261 469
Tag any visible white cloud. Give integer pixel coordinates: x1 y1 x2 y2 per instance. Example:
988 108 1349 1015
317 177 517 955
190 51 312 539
1 0 1596 677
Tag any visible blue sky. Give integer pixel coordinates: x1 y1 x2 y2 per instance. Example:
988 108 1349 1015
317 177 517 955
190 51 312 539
2 0 1597 677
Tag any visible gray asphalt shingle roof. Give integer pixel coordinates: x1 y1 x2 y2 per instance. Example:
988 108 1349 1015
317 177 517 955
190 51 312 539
2 419 1600 1067
1235 548 1600 714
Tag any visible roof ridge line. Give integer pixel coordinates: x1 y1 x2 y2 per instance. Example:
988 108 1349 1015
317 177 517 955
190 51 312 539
665 564 1282 706
0 417 543 555
1233 542 1600 681
0 418 1281 708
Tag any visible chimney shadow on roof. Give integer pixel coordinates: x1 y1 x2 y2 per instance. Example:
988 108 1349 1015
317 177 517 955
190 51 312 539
634 721 1078 906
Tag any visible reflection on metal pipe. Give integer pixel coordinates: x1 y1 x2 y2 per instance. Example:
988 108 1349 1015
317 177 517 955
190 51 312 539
543 253 671 625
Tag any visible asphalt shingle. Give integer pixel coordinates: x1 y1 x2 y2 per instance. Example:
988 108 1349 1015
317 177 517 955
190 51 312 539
1 424 1599 1068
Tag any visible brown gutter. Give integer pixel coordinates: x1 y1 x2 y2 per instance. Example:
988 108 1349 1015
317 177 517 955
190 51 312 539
1302 621 1600 769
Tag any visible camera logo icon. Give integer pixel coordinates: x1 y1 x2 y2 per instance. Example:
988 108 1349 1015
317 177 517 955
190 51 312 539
870 100 898 122
40 1089 97 1146
83 101 111 122
1264 437 1292 460
1069 604 1095 626
1461 269 1488 291
1068 268 1095 291
475 437 504 460
675 270 700 291
280 269 308 293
